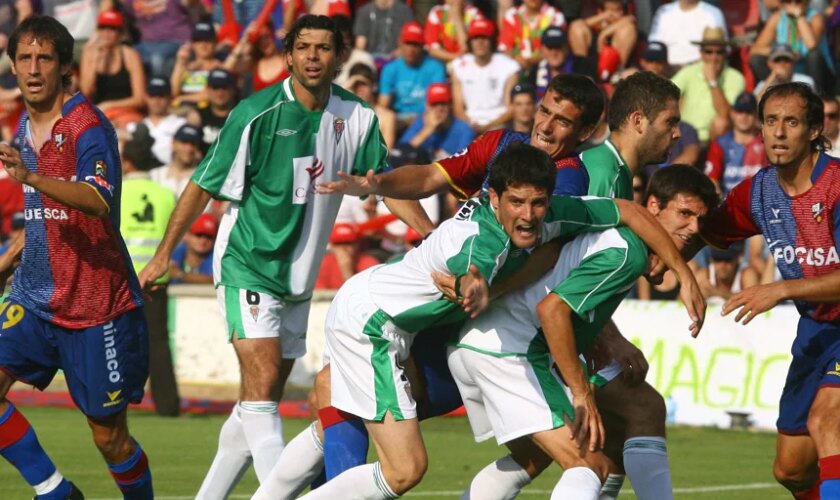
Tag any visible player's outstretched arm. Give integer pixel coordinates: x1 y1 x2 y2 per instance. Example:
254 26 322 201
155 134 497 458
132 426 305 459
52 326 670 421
537 294 605 452
615 199 706 336
139 181 212 290
722 269 840 325
317 164 449 200
0 144 109 217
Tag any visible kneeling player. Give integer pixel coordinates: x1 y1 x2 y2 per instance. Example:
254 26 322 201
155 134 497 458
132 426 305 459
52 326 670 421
449 165 716 499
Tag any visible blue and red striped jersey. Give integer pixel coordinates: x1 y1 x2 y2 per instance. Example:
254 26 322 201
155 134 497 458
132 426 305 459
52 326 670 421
434 129 589 198
702 152 840 322
9 93 143 328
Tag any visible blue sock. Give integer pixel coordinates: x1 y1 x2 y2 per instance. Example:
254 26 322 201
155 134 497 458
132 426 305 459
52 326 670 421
320 408 369 480
0 403 71 498
107 440 153 500
820 479 840 498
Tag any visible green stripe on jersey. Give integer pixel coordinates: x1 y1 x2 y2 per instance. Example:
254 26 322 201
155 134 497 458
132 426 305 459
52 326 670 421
193 78 389 300
364 309 404 421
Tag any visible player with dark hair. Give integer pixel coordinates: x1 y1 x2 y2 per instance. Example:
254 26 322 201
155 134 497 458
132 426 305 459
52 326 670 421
0 15 152 500
695 82 840 499
137 14 431 499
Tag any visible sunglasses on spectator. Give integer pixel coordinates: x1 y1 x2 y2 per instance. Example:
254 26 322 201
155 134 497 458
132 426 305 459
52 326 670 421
702 48 726 55
827 112 840 120
781 0 805 3
772 56 794 63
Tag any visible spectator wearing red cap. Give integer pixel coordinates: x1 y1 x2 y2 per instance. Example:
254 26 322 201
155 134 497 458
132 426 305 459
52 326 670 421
424 0 486 63
169 213 217 284
567 0 637 76
451 17 520 134
314 223 381 290
498 0 565 70
353 0 415 59
79 10 147 127
399 82 475 159
378 21 446 127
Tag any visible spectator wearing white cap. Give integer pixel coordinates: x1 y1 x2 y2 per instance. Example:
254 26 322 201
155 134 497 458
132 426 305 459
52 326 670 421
753 43 816 100
399 82 475 160
149 124 204 198
378 21 446 128
131 77 186 166
451 17 520 134
648 0 727 67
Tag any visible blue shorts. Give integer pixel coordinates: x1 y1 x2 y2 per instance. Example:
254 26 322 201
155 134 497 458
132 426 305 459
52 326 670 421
0 300 149 420
412 325 462 420
777 316 840 434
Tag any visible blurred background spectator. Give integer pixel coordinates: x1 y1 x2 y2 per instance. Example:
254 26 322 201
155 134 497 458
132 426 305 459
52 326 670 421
132 76 184 167
169 213 217 284
568 0 637 77
523 25 572 100
225 19 288 93
508 82 536 133
353 0 415 60
124 0 200 79
150 124 203 197
451 17 519 133
315 223 382 290
424 0 482 63
824 93 840 156
186 69 238 156
753 43 816 98
399 82 475 159
171 21 225 107
499 0 566 70
649 0 726 67
333 14 375 86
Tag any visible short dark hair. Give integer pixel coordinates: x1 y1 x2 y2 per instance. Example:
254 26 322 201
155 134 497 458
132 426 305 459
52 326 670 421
283 15 346 58
759 82 828 151
645 164 719 212
331 14 353 39
9 16 74 88
488 143 556 196
608 71 680 132
545 74 605 130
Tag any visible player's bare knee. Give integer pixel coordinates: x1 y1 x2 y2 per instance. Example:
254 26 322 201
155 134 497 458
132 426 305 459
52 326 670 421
773 457 818 491
806 397 840 441
622 385 666 435
382 452 428 493
91 427 132 462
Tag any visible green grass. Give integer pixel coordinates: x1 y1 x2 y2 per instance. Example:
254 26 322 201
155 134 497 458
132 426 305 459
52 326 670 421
0 407 787 499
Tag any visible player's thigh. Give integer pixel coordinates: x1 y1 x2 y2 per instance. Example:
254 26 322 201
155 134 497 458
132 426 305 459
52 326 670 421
595 378 665 437
774 432 818 482
447 346 494 442
217 285 310 359
0 301 60 394
530 426 610 480
808 385 840 456
58 307 149 421
366 413 427 481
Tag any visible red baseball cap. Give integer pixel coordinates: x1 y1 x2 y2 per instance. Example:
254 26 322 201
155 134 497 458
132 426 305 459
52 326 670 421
97 10 124 28
190 213 219 237
427 83 451 105
598 46 621 82
468 18 495 38
330 223 359 244
401 22 424 44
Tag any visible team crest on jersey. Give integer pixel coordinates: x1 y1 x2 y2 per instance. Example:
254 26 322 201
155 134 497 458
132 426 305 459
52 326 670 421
334 117 345 144
249 305 260 322
95 160 107 177
54 133 65 152
812 202 825 223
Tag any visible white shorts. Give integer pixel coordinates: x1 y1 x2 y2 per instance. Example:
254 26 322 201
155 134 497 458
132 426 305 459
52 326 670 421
447 346 574 445
591 359 623 387
215 285 309 359
324 270 417 422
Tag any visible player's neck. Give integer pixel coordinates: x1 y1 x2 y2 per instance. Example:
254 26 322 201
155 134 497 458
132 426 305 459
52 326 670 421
26 90 68 128
777 150 819 196
292 77 331 112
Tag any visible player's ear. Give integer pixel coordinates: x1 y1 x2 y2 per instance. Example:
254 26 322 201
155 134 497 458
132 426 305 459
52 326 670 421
488 188 499 210
645 195 660 215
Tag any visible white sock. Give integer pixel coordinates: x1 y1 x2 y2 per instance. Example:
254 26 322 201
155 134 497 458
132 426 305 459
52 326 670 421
551 467 601 500
240 401 286 483
252 422 325 500
34 470 65 495
197 404 253 500
461 455 532 500
623 436 673 500
299 462 398 500
599 474 625 499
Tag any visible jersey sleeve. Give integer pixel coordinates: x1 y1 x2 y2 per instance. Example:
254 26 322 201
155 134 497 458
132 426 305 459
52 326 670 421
551 229 647 319
76 124 119 206
191 101 253 202
701 177 760 248
445 230 507 285
351 113 390 176
434 131 500 199
543 196 620 241
704 140 724 181
554 160 589 196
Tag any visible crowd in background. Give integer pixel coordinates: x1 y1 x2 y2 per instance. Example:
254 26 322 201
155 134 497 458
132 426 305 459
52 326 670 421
0 0 839 301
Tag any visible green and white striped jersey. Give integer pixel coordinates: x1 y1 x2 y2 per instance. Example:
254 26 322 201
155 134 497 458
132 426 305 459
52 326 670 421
192 77 389 300
456 226 648 357
579 139 633 200
369 195 621 333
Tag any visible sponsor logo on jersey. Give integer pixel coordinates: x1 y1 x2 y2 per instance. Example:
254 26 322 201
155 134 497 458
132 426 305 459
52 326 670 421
54 133 66 152
86 174 114 194
826 362 840 377
770 207 782 224
103 389 124 408
292 156 324 204
812 202 825 223
95 160 106 177
24 208 69 221
773 245 840 266
102 321 122 384
334 118 345 144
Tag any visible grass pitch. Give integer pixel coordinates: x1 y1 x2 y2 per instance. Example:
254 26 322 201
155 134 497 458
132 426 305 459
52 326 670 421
0 407 787 499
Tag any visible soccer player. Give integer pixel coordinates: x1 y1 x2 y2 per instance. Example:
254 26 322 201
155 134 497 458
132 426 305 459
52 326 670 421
450 165 717 499
298 144 704 499
695 82 840 499
136 15 432 498
0 16 152 500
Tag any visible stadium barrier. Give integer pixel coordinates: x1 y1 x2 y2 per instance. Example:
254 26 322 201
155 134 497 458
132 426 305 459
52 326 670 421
168 285 796 429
